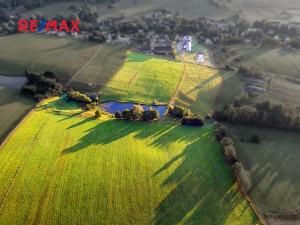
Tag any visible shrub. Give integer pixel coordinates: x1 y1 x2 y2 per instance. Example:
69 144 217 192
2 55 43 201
181 117 204 127
249 134 261 144
122 109 137 121
21 84 37 95
220 137 234 147
215 126 227 141
232 162 252 192
142 107 160 121
68 91 92 104
224 145 238 164
132 105 144 120
95 110 101 118
115 110 122 119
83 103 97 111
168 105 190 118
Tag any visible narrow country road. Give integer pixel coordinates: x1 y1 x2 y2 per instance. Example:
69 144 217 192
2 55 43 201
66 45 103 86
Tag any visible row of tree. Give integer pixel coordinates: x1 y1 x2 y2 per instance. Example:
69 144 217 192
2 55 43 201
238 65 265 80
214 124 252 192
213 101 300 132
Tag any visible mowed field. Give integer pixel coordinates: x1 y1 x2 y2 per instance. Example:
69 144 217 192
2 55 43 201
0 98 258 225
0 87 35 142
100 52 184 104
0 34 98 82
175 63 223 114
228 125 300 224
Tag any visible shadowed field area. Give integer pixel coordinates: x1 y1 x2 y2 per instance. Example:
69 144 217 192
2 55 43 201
0 99 258 225
228 125 300 225
0 87 35 142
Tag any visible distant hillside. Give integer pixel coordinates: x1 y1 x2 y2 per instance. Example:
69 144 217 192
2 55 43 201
20 0 300 22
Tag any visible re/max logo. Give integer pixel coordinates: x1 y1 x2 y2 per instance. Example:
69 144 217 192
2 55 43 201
18 19 80 33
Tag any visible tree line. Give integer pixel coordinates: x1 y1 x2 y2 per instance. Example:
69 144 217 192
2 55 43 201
213 101 300 132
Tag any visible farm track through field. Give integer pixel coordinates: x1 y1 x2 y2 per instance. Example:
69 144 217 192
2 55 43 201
169 56 186 105
0 119 48 211
66 45 103 86
127 62 148 84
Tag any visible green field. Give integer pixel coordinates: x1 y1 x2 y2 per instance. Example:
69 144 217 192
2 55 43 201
0 98 257 225
228 125 300 224
237 48 300 78
100 52 184 104
175 64 223 114
0 34 97 82
0 87 35 142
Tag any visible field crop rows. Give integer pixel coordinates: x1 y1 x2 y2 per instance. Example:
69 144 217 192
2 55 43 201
0 99 258 225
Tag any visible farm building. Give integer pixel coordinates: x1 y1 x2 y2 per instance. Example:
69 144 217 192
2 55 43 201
196 51 205 63
151 34 173 57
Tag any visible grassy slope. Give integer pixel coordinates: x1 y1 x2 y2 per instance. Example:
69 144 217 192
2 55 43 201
0 99 257 225
228 125 300 215
0 34 97 82
23 0 232 20
0 87 35 142
239 48 300 79
175 64 223 114
69 44 127 91
101 52 184 104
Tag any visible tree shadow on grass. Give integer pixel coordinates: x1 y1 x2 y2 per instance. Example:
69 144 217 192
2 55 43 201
62 120 161 155
60 118 256 224
152 133 256 225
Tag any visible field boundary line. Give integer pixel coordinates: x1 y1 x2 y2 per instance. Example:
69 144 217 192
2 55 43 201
236 177 267 225
127 62 148 83
0 104 37 148
169 55 186 105
66 45 103 86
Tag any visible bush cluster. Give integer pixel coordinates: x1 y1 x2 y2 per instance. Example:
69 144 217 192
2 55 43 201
238 65 265 80
115 105 160 122
21 70 63 101
168 105 191 118
68 91 92 104
181 117 204 127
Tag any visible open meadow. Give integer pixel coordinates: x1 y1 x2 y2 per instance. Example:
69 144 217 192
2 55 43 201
100 52 184 104
0 98 258 225
0 87 35 142
174 63 223 114
0 34 98 82
228 125 300 225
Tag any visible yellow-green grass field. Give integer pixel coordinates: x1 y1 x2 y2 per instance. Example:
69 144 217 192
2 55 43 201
228 125 300 224
0 34 98 82
175 63 223 114
100 52 184 104
0 99 258 225
0 87 35 142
